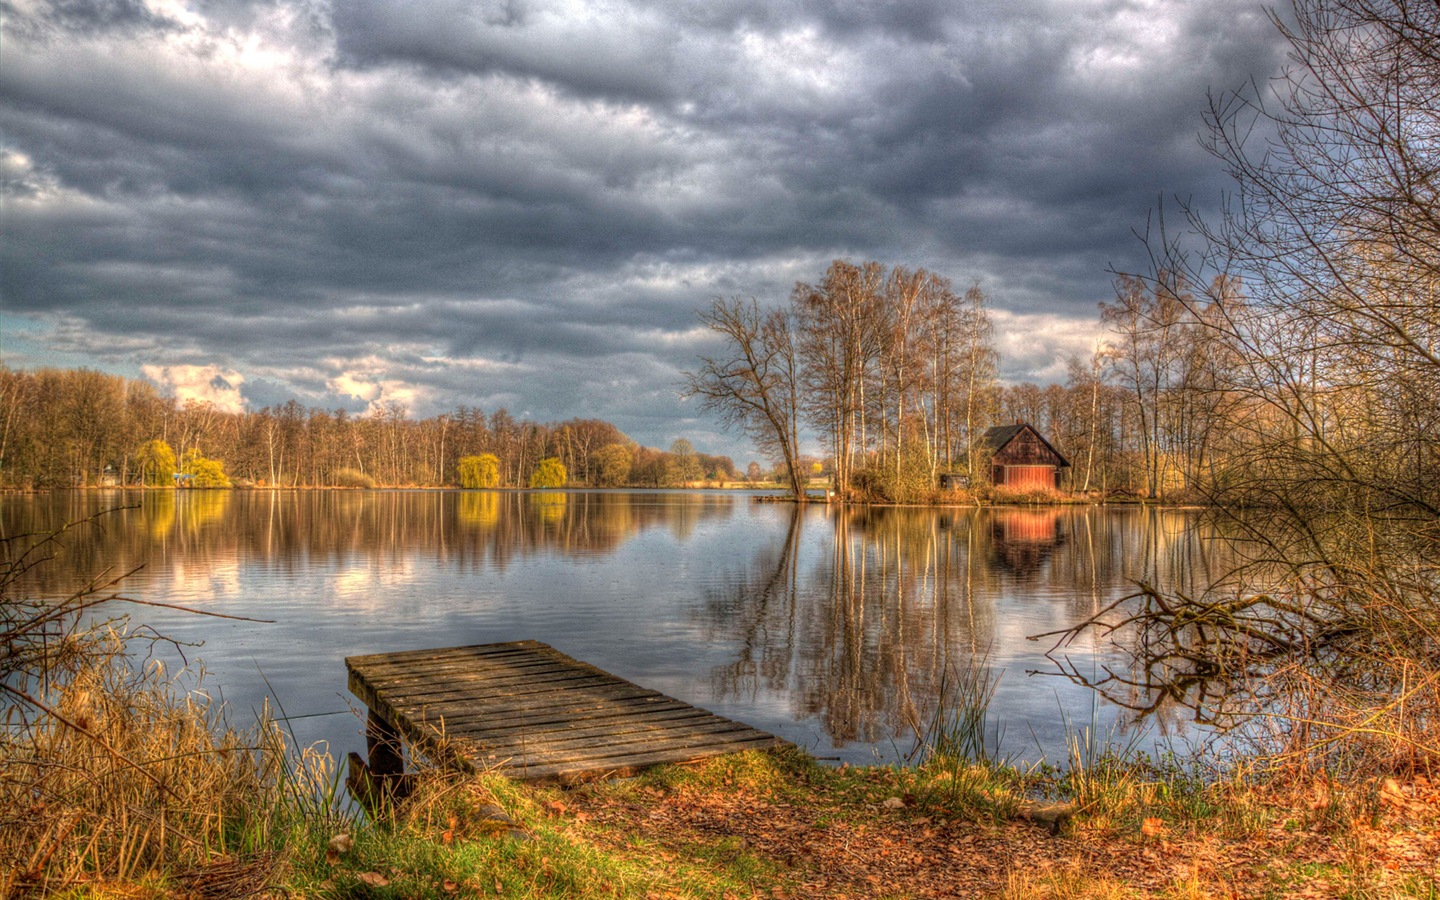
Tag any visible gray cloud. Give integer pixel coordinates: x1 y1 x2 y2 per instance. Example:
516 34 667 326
0 0 1287 459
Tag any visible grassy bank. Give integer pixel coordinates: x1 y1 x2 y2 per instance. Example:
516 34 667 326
6 654 1438 899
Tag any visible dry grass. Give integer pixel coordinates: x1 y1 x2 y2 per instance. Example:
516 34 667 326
0 626 292 896
1001 862 1138 900
0 516 343 897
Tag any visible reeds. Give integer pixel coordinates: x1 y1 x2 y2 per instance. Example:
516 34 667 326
908 658 1021 817
0 624 293 894
0 516 351 896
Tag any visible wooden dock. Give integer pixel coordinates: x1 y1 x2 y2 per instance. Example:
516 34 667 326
345 640 788 786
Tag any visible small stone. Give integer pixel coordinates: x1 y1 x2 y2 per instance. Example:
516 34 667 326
478 803 516 825
1016 801 1076 835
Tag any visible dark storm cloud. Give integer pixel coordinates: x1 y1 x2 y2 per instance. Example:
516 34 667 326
0 0 1288 456
3 0 178 37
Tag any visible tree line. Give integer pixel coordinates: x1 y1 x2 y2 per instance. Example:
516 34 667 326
0 367 737 490
685 258 1233 502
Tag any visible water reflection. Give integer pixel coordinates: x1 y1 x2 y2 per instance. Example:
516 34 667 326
701 505 1228 754
1 490 740 599
1 492 1229 763
989 508 1065 576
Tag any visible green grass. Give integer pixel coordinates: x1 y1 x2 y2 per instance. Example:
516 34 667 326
267 768 785 900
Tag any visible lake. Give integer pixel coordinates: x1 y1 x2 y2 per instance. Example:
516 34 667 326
1 490 1226 766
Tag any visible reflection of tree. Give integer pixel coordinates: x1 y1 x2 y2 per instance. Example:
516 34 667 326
801 508 998 746
0 491 738 595
704 506 995 750
702 505 1236 753
144 490 176 539
457 492 499 529
530 492 568 528
710 506 803 701
176 491 231 537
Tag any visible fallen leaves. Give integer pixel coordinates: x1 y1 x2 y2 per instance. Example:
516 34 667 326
325 832 353 866
552 766 1440 900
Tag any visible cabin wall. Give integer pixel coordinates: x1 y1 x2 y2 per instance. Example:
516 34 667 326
997 465 1059 489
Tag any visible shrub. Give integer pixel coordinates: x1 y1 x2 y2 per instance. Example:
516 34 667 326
457 453 500 489
529 457 567 489
333 467 377 489
180 449 230 488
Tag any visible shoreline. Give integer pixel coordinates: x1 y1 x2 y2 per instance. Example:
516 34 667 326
5 483 1208 509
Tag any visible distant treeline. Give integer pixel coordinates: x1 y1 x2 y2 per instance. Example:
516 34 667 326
0 366 737 489
0 356 1202 497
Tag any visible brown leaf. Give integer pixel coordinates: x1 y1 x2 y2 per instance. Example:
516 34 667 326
442 880 459 894
1141 817 1167 838
327 832 354 854
358 872 390 888
324 849 340 866
1380 778 1408 808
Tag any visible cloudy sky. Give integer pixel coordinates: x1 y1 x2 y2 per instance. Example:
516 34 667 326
1 0 1286 461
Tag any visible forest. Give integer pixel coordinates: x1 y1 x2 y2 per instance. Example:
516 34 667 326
0 275 1323 502
0 348 1206 499
0 369 738 490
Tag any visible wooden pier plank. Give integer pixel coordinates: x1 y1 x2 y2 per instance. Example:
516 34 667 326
346 640 788 784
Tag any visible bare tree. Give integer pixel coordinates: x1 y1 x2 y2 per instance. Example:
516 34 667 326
1063 0 1440 769
955 284 999 478
684 298 806 500
794 261 890 496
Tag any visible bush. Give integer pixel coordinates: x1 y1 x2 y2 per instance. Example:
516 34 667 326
180 449 230 488
990 484 1065 505
457 453 500 489
852 442 944 504
529 457 567 489
333 467 377 489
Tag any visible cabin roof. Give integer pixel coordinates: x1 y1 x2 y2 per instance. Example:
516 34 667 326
980 423 1071 468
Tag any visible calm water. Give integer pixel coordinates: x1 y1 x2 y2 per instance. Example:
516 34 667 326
2 490 1226 765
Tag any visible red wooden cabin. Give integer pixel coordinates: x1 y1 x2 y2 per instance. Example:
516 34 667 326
982 423 1070 490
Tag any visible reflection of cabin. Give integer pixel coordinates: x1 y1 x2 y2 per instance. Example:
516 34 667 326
989 509 1066 576
982 423 1070 490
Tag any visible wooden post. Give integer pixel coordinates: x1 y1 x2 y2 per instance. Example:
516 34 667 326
366 708 404 778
